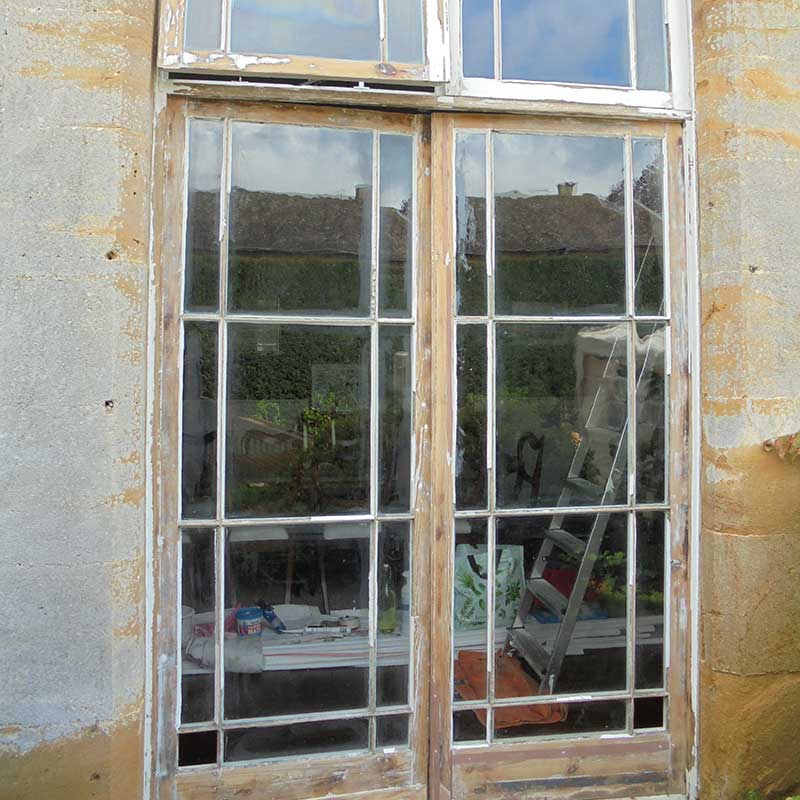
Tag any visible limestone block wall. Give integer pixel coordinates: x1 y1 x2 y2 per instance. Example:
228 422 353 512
694 0 800 797
0 1 156 798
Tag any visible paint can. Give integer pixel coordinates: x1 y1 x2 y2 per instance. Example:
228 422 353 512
236 607 263 637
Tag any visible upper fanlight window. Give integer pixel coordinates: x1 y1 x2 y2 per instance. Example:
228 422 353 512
460 0 669 90
161 0 445 83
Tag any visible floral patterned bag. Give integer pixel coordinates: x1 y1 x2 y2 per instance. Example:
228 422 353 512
454 544 525 630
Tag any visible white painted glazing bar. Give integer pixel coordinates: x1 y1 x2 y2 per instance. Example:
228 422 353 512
626 512 637 731
493 0 502 80
221 705 412 731
213 525 224 761
379 0 388 61
221 0 231 51
369 131 381 750
454 503 670 518
662 137 673 320
629 0 639 89
215 118 233 763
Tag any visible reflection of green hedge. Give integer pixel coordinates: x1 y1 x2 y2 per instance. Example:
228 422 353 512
496 251 626 313
186 250 411 315
228 325 369 401
456 250 663 314
229 253 365 313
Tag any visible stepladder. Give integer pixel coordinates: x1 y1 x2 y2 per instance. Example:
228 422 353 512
503 324 634 695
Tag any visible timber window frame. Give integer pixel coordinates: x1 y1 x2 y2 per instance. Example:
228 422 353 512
150 4 697 797
150 99 694 800
428 112 692 799
158 0 448 84
448 0 693 113
151 99 435 799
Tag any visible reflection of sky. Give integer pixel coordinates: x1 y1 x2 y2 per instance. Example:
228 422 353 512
231 0 379 60
462 0 494 78
230 123 373 198
380 134 413 209
502 0 630 85
188 119 223 191
191 123 414 209
456 133 486 198
494 134 624 199
387 1 424 63
635 0 668 90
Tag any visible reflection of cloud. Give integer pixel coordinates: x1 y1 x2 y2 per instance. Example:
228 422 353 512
188 119 223 192
456 133 486 196
387 2 424 63
501 0 630 86
493 134 624 199
380 134 413 210
231 0 379 59
231 122 372 198
462 0 494 78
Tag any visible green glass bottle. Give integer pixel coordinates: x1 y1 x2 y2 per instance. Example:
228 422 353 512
378 563 397 634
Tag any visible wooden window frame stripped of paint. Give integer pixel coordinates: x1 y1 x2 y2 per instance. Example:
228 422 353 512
157 0 693 118
151 100 434 800
428 113 693 800
158 0 448 84
149 92 695 799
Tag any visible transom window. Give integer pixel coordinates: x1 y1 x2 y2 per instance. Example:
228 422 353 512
460 0 668 89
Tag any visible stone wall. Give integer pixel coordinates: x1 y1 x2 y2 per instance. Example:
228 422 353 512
1 0 800 798
0 0 156 797
694 0 800 797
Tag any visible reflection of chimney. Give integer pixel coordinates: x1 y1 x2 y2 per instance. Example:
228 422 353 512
355 184 371 204
557 181 576 196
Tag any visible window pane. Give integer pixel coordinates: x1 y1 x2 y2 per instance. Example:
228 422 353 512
182 321 217 519
462 0 495 78
185 0 222 50
501 0 630 86
387 0 424 63
494 133 626 316
224 523 371 719
454 709 487 742
379 134 414 318
496 513 628 697
493 699 627 740
181 528 215 724
453 518 489 702
225 719 369 762
456 133 487 316
636 322 667 504
456 325 488 510
496 324 628 509
633 139 666 315
376 714 409 747
228 123 373 316
379 329 413 512
377 522 411 705
185 119 222 312
634 696 664 728
226 324 371 517
179 730 217 766
636 512 666 689
230 0 380 60
636 0 668 91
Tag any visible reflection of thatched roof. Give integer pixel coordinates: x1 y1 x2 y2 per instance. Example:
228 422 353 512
189 188 411 260
188 189 660 259
460 194 660 256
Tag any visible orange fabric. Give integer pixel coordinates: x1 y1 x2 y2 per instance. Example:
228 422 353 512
454 650 567 728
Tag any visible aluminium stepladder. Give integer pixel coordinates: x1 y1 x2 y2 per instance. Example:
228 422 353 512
503 331 630 695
